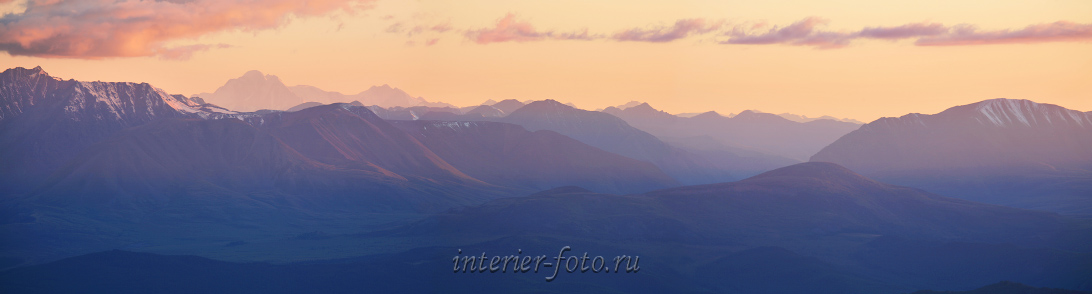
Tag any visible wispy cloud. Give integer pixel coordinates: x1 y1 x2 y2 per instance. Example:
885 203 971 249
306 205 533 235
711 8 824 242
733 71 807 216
0 0 374 59
613 18 724 43
465 13 600 44
723 19 1092 48
386 21 453 37
722 17 854 49
915 21 1092 46
858 23 948 39
457 14 1092 49
157 43 231 60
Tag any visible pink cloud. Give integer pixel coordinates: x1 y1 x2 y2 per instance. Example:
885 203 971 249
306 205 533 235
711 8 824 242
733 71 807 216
464 13 599 44
156 43 231 60
915 21 1092 46
465 13 552 44
613 18 723 42
0 0 374 59
430 23 452 33
425 38 439 46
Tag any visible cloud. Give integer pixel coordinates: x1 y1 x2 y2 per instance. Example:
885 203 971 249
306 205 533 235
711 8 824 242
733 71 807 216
613 18 723 43
465 13 599 44
465 13 552 44
721 18 1092 48
915 21 1092 46
156 43 231 60
461 15 1092 48
858 23 947 39
722 17 854 49
430 23 452 33
0 0 374 59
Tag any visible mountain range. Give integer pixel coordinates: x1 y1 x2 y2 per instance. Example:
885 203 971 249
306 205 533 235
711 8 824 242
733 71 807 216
423 99 799 185
2 66 1091 293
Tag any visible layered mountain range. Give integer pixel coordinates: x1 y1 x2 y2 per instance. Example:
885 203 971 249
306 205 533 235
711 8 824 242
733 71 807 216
2 66 1091 293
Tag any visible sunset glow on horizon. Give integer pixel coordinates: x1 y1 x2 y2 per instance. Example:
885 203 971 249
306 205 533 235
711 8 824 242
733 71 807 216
2 0 1090 121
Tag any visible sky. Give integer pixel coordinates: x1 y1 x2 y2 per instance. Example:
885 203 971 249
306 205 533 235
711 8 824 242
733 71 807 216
1 0 1090 122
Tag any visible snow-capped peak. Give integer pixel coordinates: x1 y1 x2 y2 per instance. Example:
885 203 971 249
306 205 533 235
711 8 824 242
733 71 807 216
967 98 1091 128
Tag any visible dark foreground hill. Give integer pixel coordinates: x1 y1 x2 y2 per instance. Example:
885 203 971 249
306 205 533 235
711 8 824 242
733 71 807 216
910 281 1092 294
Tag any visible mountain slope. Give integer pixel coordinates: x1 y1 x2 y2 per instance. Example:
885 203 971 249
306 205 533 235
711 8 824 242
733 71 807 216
0 67 209 194
811 98 1092 214
256 104 476 182
501 99 736 185
29 116 495 216
391 120 679 194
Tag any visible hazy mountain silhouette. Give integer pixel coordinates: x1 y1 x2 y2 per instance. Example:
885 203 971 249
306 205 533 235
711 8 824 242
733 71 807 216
812 98 1092 214
604 102 861 161
198 71 454 111
777 112 865 124
200 70 301 112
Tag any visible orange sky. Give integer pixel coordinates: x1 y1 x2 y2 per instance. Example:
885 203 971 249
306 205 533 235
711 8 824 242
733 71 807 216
1 0 1090 121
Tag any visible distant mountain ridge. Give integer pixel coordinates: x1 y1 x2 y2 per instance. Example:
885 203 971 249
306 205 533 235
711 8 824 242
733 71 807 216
602 101 863 124
603 102 861 161
197 70 454 112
